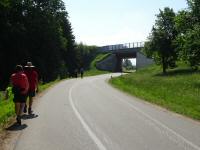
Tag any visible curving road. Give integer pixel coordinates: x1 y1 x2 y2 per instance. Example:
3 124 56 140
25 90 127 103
13 74 200 150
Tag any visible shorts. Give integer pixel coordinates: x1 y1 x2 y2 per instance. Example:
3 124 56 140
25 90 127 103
28 91 36 97
13 93 27 103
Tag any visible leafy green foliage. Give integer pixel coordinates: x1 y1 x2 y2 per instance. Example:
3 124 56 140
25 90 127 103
174 0 200 69
181 25 200 69
175 10 192 34
122 59 134 71
143 7 177 74
144 1 200 72
187 0 200 21
0 88 14 126
75 43 99 69
0 0 75 89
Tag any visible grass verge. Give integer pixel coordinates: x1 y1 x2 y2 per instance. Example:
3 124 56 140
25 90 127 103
0 53 111 127
0 79 60 128
109 64 200 120
84 53 110 76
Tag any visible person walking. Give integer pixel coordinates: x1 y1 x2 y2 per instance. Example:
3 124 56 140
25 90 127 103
24 62 38 115
11 65 29 125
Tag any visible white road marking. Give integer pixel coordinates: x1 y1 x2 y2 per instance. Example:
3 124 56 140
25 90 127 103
117 97 200 150
69 83 107 150
90 79 200 150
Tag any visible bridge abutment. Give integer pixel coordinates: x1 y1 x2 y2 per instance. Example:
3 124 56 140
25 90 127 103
136 52 154 69
97 42 154 72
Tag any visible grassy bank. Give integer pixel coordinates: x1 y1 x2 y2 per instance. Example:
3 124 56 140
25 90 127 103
109 64 200 120
84 53 110 76
0 80 59 127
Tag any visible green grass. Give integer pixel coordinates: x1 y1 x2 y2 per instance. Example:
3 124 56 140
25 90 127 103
38 79 59 91
0 53 110 127
109 64 200 120
0 96 15 127
0 80 60 127
84 53 111 76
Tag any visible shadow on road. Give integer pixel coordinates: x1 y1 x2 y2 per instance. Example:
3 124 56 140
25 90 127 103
5 114 38 131
21 114 38 120
6 123 28 131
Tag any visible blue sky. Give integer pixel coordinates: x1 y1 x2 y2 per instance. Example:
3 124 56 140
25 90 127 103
64 0 187 46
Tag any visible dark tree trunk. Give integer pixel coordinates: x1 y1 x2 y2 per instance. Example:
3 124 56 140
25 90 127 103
162 56 167 74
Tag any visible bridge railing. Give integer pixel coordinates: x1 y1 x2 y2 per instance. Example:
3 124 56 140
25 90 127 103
100 42 145 51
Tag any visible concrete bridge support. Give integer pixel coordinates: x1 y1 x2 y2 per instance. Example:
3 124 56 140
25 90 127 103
136 52 154 69
115 56 122 72
96 52 154 72
97 42 154 72
96 54 117 72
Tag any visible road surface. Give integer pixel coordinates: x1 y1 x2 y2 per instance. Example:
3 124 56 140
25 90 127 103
12 74 200 150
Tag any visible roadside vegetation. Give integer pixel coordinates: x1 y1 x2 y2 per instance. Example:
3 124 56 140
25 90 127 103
0 49 110 128
0 0 76 89
122 59 136 73
143 0 200 74
110 63 200 120
0 80 60 128
84 53 110 76
109 0 200 120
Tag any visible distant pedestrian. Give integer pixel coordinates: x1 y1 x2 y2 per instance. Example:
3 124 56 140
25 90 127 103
74 68 78 78
11 65 29 125
24 62 38 115
80 67 84 78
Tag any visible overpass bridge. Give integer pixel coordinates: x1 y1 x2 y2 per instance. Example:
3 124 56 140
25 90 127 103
100 42 144 52
97 42 154 72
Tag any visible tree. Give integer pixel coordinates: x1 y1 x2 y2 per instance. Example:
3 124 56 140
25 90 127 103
175 10 192 34
75 43 98 69
173 0 200 69
122 59 134 70
0 0 76 89
179 25 200 70
143 7 177 74
187 0 200 22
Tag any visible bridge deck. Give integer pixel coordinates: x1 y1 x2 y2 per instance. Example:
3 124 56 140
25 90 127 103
100 42 145 51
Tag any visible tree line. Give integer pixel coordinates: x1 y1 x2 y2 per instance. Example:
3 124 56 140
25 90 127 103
143 0 200 74
0 0 98 90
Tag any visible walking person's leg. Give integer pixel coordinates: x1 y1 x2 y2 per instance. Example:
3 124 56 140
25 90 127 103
20 103 25 115
23 89 29 114
23 101 27 113
15 102 22 125
15 102 20 115
28 91 36 114
28 96 33 114
23 92 29 113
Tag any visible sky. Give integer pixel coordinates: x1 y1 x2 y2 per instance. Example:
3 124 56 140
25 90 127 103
64 0 187 46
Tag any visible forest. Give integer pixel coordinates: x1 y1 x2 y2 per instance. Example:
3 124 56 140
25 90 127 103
0 0 98 90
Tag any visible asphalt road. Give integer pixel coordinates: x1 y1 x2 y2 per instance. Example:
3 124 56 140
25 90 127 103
13 73 200 150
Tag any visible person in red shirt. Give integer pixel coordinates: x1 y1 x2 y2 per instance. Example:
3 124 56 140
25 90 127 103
24 62 38 114
11 65 29 125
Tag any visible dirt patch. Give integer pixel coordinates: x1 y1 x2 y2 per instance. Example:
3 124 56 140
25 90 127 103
0 130 20 150
0 117 21 150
